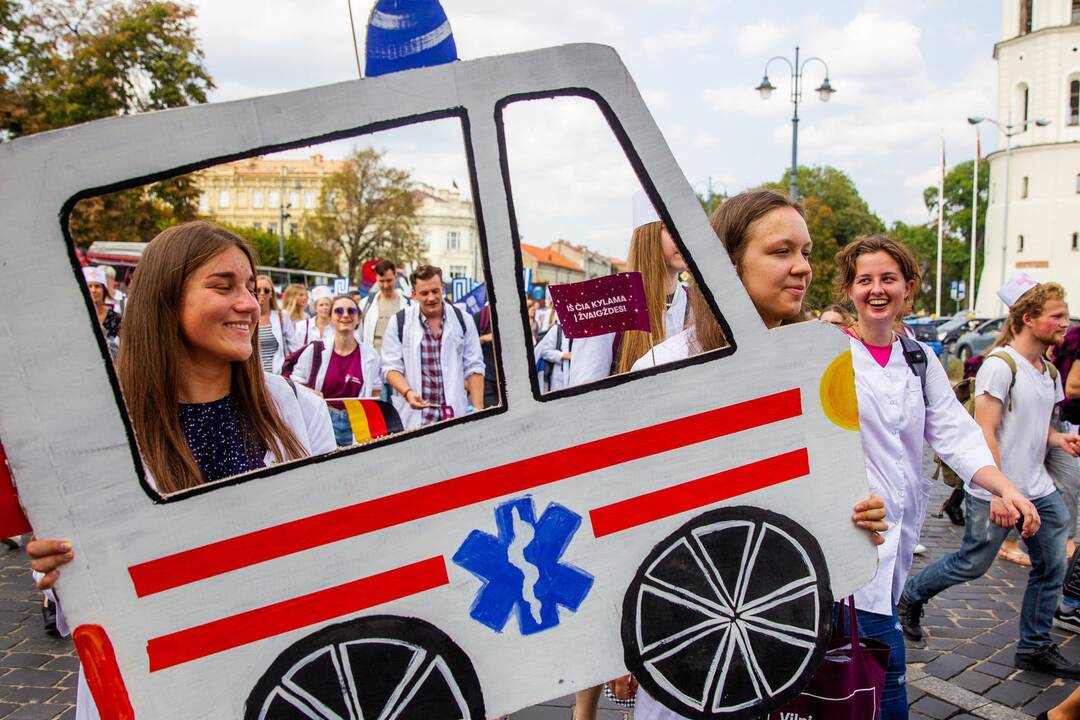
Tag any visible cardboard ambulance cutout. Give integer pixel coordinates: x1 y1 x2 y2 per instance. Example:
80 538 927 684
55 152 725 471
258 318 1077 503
0 44 876 719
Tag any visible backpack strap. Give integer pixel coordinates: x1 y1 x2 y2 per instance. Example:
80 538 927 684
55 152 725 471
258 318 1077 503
898 335 929 407
396 308 407 344
450 303 466 334
987 351 1018 413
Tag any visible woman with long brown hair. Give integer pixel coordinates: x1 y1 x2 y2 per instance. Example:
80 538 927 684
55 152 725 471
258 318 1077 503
281 283 310 326
613 197 688 373
28 221 334 719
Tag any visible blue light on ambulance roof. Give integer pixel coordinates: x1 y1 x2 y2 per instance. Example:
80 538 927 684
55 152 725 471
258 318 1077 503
365 0 458 78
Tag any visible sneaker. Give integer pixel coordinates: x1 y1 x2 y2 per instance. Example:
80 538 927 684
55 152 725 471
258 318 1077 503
913 543 927 556
41 597 57 636
1055 606 1080 634
1015 644 1080 680
897 592 924 642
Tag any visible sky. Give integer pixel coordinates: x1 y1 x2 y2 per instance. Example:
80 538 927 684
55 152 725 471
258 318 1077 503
188 0 1004 259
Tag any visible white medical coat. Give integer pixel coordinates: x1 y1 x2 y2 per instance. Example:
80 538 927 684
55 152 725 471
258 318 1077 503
848 335 995 615
380 303 485 430
535 324 571 392
360 291 410 346
288 336 381 400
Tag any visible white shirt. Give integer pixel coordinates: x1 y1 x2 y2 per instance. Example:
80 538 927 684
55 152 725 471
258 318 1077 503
295 316 335 346
380 303 485 430
850 335 995 615
534 324 571 391
970 344 1062 501
630 328 694 371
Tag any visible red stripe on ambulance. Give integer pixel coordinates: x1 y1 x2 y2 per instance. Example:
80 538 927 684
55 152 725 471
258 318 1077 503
589 448 811 537
129 389 803 598
146 556 449 672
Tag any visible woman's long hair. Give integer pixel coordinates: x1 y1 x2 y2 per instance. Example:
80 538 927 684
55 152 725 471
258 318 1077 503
689 190 807 353
281 283 307 322
117 221 306 494
616 221 675 373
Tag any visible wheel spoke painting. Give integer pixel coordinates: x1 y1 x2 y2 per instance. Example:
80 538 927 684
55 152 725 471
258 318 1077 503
624 507 832 718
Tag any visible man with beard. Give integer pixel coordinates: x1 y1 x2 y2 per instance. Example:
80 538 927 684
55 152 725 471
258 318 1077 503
901 273 1080 678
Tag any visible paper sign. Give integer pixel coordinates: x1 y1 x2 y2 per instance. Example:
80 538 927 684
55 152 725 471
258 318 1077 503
548 272 650 339
333 277 349 295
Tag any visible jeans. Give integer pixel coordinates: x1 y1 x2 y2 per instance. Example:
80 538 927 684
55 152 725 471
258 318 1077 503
836 606 907 720
1049 410 1080 540
328 407 354 447
905 490 1069 652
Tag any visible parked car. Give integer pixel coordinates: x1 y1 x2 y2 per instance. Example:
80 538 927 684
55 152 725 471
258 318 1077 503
955 316 1080 362
905 317 948 358
938 315 990 355
953 317 1006 361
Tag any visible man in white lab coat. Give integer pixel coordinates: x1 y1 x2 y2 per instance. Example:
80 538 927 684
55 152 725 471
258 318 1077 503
382 265 485 430
360 259 411 354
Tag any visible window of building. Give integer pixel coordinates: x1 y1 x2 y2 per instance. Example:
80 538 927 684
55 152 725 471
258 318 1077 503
1071 80 1080 125
198 193 209 213
288 190 300 209
447 230 460 250
449 265 467 277
269 190 280 209
253 222 262 231
1076 174 1080 193
217 190 230 209
252 190 265 209
1021 176 1029 198
1073 0 1080 24
1021 0 1033 34
1018 234 1025 252
289 223 297 236
1073 232 1079 251
268 222 277 235
304 190 316 209
1023 86 1030 125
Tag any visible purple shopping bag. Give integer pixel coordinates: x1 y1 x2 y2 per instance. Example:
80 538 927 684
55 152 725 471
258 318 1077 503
766 597 890 720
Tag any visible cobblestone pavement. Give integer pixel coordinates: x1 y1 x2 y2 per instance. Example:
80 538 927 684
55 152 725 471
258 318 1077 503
0 455 1075 719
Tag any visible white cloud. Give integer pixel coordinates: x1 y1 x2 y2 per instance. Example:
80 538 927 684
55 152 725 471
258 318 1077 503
701 84 792 118
737 19 793 57
642 27 716 55
695 131 718 148
641 88 673 114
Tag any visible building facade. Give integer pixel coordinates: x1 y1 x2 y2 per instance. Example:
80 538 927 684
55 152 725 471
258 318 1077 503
195 155 340 239
520 243 586 285
193 157 482 282
548 240 615 279
976 0 1080 312
413 183 483 282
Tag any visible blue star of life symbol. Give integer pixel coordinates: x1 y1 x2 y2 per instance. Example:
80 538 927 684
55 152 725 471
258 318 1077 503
452 497 594 635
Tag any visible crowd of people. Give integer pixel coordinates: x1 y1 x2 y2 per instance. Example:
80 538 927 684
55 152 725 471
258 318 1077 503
22 185 1080 719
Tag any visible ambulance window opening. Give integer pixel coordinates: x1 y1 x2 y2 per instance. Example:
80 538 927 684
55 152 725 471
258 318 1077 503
60 108 510 504
493 89 736 405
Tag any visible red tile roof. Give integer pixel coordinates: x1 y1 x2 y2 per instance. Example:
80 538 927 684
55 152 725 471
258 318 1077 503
521 243 581 271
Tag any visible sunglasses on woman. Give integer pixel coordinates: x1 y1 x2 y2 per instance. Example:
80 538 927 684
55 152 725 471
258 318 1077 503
257 287 274 295
333 306 359 316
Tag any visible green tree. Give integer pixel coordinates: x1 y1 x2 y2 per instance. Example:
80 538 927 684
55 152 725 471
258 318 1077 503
1 0 213 245
304 147 424 284
761 165 885 309
223 224 339 275
921 159 990 311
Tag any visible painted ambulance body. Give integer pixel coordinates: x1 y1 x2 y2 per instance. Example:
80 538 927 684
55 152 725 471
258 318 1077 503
0 44 876 719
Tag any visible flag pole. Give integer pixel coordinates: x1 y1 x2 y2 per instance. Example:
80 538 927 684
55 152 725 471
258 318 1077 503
935 129 945 317
969 128 980 313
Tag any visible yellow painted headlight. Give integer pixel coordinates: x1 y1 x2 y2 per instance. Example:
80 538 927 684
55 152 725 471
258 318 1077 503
820 350 860 431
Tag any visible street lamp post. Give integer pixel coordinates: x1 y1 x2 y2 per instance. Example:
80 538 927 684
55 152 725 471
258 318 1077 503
967 114 1050 308
755 46 835 200
278 168 291 269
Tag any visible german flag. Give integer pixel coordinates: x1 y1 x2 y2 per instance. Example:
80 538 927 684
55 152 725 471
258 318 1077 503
341 399 404 444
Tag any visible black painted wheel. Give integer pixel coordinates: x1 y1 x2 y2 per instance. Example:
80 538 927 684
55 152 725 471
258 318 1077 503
957 345 972 362
246 615 485 720
622 506 831 719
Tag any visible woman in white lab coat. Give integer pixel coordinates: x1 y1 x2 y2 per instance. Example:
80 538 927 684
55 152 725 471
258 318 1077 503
835 234 1038 720
256 274 300 374
534 319 572 392
288 295 382 446
628 191 889 720
295 287 335 346
27 221 335 720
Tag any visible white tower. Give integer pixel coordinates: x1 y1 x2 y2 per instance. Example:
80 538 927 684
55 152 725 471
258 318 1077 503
976 0 1080 313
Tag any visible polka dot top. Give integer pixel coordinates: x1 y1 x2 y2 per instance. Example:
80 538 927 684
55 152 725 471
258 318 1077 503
178 394 266 483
